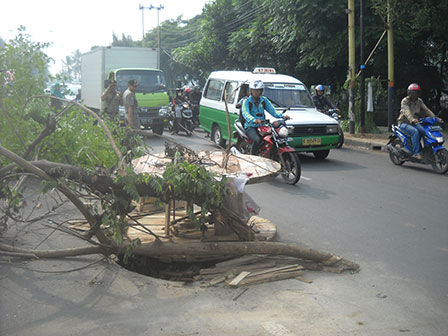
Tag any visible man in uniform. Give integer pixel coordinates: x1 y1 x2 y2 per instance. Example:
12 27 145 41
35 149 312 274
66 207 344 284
123 79 140 129
101 80 120 120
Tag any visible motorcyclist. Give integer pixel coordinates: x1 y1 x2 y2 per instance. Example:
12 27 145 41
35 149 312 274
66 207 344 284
183 86 192 101
171 88 188 134
241 79 290 155
397 83 443 160
173 87 187 105
312 84 339 113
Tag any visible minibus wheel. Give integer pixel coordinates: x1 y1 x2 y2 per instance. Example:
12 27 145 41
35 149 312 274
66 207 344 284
212 124 226 147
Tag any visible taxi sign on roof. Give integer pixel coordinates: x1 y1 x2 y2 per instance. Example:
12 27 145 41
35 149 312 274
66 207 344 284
253 67 276 74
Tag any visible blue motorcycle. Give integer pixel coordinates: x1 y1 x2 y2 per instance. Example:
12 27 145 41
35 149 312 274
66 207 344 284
387 117 448 174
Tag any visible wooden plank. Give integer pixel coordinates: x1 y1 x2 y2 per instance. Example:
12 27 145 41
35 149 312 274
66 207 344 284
200 261 276 276
245 264 303 278
227 271 251 287
237 270 303 287
214 255 265 268
164 202 171 235
203 269 238 287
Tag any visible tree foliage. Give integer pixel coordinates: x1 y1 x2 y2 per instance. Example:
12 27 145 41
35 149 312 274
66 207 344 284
0 27 52 161
0 28 142 169
60 49 82 81
111 0 447 120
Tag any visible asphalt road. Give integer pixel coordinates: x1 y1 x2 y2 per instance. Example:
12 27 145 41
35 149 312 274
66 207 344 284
149 129 448 332
1 129 447 336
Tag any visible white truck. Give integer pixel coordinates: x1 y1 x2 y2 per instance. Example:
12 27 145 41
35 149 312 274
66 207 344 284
81 47 170 134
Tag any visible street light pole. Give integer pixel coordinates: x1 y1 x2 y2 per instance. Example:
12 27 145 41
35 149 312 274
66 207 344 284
148 4 164 68
139 4 149 47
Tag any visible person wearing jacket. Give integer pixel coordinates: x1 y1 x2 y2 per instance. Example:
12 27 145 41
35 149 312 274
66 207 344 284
397 83 443 160
50 83 65 112
241 79 289 155
312 84 339 113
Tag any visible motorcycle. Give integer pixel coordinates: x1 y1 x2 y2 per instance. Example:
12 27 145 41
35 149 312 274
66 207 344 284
386 117 448 174
233 118 301 185
321 108 344 148
168 101 195 136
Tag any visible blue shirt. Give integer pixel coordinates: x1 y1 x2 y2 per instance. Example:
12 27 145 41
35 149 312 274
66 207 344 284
241 95 283 128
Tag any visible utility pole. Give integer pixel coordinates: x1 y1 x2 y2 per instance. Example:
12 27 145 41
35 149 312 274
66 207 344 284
149 4 164 69
387 0 395 131
348 0 356 134
139 4 164 68
139 4 149 47
360 0 365 134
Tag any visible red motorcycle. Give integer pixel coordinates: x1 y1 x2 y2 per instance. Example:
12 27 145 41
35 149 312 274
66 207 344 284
233 119 301 185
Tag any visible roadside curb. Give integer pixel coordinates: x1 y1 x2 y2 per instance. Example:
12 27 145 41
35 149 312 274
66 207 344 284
344 136 389 152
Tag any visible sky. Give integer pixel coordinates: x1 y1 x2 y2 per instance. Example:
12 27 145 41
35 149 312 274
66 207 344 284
1 0 212 74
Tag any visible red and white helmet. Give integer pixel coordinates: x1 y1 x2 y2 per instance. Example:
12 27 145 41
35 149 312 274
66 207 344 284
407 83 421 95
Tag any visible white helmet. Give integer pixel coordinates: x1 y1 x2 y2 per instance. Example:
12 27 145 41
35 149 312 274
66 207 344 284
249 79 264 90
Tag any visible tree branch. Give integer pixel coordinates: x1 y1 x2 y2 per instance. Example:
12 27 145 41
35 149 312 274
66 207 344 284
0 145 112 246
0 242 107 258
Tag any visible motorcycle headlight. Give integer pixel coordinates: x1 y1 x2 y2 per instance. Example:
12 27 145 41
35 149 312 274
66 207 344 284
287 126 294 135
326 125 338 134
278 126 289 138
182 102 189 108
158 108 169 116
436 137 444 144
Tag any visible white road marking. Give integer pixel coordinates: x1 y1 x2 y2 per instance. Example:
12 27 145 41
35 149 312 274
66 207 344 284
301 176 311 181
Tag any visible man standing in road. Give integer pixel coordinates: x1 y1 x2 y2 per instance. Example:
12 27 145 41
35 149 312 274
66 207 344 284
101 80 120 120
123 79 140 129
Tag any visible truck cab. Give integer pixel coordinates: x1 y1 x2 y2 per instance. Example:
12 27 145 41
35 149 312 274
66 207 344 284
112 68 170 134
81 47 170 135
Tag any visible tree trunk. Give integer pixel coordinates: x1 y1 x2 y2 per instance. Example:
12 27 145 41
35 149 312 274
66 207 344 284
131 241 359 271
0 241 359 272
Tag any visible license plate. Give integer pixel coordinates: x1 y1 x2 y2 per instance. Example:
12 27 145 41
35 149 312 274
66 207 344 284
302 137 322 145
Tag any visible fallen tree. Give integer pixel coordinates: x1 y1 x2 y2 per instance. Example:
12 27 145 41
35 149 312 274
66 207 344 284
0 96 359 277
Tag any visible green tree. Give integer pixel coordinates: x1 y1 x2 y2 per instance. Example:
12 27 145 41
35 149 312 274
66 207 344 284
112 33 138 47
0 26 52 161
60 49 82 81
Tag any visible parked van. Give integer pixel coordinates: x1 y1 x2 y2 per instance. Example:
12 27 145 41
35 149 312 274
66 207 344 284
199 68 339 159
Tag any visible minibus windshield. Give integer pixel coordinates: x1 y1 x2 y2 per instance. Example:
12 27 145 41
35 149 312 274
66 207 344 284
264 83 314 108
116 69 166 93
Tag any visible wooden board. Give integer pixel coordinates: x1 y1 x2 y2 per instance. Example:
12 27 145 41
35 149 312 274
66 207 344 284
126 212 276 244
132 150 281 184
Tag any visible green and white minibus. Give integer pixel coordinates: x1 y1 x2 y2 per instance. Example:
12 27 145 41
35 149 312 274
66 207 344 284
199 68 339 159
